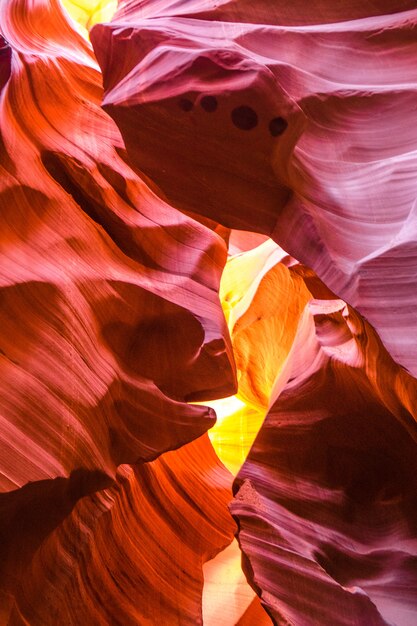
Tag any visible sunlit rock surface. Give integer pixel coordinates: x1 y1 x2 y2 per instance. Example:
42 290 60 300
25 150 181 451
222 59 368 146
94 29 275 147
1 0 417 624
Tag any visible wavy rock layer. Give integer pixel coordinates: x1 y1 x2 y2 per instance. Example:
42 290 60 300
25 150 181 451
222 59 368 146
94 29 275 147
0 1 238 622
0 0 236 493
1 0 417 625
231 291 417 626
4 435 235 625
197 232 417 624
208 238 417 624
92 2 417 375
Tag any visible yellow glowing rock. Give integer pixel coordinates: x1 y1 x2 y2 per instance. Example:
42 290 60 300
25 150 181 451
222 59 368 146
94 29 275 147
204 242 312 476
203 396 266 476
231 262 311 410
61 0 117 34
221 239 287 332
222 241 311 411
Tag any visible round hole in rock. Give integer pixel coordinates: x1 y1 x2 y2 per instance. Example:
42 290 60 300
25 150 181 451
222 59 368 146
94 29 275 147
200 95 218 112
231 105 258 130
269 116 288 136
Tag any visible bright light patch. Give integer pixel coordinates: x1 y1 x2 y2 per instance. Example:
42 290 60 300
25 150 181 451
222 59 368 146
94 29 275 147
202 395 266 476
61 0 117 35
203 396 247 426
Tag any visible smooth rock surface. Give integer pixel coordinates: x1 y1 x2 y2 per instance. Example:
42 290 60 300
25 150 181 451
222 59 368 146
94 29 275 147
92 2 417 375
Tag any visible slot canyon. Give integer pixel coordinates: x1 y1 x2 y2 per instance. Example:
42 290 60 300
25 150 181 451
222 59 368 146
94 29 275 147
1 0 417 624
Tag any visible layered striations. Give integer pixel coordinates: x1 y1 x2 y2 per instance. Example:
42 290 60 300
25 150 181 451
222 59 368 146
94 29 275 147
1 0 417 624
92 1 417 375
0 0 236 492
0 0 237 621
231 288 417 626
5 435 235 625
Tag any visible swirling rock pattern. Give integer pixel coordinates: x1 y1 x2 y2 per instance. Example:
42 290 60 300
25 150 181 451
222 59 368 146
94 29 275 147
231 294 417 626
92 1 417 376
5 436 235 625
0 0 237 622
1 0 417 625
0 0 236 493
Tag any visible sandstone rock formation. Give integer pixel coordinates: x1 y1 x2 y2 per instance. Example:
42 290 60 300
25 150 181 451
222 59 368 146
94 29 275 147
92 1 417 375
1 0 417 624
